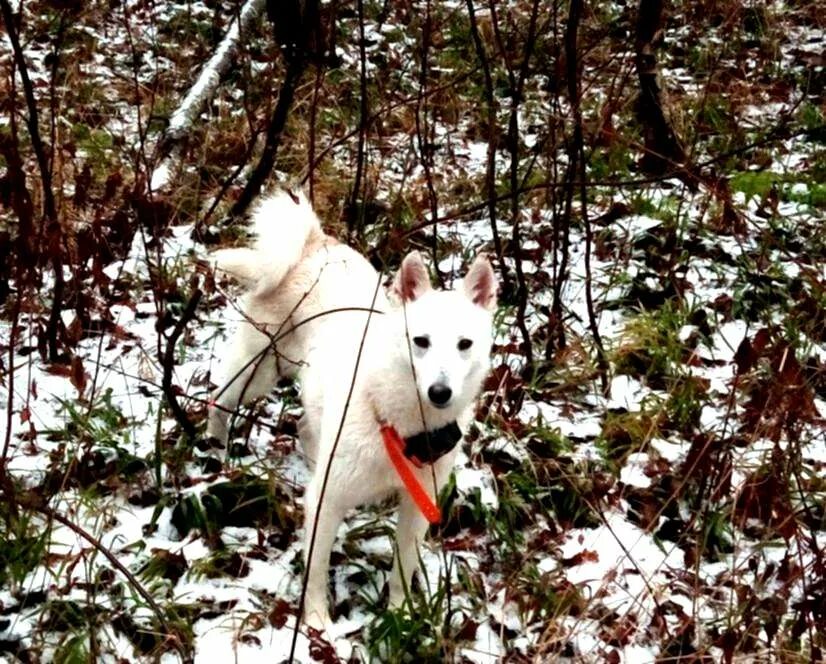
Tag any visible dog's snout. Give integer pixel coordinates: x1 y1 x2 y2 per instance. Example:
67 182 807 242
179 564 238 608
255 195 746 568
428 383 452 408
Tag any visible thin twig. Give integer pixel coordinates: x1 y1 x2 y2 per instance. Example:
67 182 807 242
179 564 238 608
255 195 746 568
492 0 541 373
0 0 57 225
161 289 203 438
0 297 22 484
299 68 478 185
0 0 66 361
413 0 441 281
567 0 608 392
232 0 319 217
346 0 369 239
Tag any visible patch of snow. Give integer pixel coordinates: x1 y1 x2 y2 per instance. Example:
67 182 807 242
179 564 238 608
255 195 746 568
461 619 506 664
701 320 748 363
483 436 530 464
621 214 663 237
519 400 602 440
488 588 523 632
150 161 171 190
678 324 698 342
620 453 652 488
607 375 658 411
649 437 686 463
455 466 499 510
560 511 684 616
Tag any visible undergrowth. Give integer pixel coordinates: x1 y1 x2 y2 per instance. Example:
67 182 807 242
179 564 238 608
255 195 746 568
1 0 824 662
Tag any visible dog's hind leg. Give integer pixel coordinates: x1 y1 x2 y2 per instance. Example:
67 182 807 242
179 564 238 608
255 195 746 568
296 407 322 469
300 476 345 631
207 331 278 446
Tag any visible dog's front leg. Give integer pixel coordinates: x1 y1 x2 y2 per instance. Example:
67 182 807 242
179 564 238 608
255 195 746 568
300 477 344 632
388 455 454 610
388 491 429 610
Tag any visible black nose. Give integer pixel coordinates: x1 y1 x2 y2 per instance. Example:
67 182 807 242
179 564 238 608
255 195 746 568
428 383 452 407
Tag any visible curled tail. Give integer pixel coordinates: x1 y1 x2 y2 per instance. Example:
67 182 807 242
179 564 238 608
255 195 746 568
211 190 322 288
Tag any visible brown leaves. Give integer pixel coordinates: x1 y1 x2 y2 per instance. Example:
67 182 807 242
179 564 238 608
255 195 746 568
734 463 797 539
148 549 188 584
479 363 526 428
599 612 637 647
70 354 87 396
307 627 338 663
73 164 92 209
731 329 820 442
707 176 746 235
680 433 730 500
267 598 293 629
562 549 599 567
733 328 771 375
741 343 819 442
42 353 88 397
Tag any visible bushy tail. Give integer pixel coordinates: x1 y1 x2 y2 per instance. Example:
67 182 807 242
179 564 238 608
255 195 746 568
210 190 321 288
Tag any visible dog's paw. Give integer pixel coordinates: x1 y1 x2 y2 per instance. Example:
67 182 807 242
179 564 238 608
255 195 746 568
387 585 407 612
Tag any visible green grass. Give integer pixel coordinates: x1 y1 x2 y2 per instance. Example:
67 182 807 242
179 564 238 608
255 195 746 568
598 401 663 465
365 558 456 664
612 302 691 382
1 0 825 660
0 500 50 590
729 170 826 209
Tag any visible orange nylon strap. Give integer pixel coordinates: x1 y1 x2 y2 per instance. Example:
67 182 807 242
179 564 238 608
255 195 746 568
380 424 441 525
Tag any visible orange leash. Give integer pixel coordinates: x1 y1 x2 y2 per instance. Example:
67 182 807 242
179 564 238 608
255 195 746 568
380 425 441 525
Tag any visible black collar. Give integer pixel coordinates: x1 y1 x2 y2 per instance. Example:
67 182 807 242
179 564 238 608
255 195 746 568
402 421 462 465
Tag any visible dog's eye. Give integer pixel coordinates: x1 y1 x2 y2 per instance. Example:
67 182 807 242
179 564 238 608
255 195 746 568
413 336 430 349
457 338 473 351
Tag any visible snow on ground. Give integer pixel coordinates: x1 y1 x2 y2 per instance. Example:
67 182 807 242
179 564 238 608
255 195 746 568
1 0 825 661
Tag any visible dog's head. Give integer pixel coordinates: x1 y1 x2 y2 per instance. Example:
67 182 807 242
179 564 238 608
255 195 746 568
389 251 497 417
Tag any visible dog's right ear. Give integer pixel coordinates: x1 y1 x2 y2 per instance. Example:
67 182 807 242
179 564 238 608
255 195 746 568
392 251 432 303
463 254 498 311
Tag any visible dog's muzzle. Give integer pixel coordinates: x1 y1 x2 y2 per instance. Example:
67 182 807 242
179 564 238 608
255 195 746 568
403 421 463 465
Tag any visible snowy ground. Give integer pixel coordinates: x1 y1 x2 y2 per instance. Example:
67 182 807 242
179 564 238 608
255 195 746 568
1 0 825 662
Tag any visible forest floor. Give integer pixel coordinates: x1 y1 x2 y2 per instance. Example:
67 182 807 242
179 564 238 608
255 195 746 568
1 1 825 662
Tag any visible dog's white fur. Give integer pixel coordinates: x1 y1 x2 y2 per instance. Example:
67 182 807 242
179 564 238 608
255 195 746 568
207 191 497 631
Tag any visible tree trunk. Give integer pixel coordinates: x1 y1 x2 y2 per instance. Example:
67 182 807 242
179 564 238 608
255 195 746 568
634 0 685 175
232 0 321 218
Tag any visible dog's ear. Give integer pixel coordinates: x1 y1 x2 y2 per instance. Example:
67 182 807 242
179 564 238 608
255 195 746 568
392 251 432 303
463 254 498 311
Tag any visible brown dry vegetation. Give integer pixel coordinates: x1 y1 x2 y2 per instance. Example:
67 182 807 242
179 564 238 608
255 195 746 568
1 0 825 662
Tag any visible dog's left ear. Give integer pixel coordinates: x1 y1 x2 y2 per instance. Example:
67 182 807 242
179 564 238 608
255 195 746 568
463 255 498 311
392 251 432 303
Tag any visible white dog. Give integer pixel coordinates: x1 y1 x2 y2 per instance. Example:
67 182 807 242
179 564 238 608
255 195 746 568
206 190 497 631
